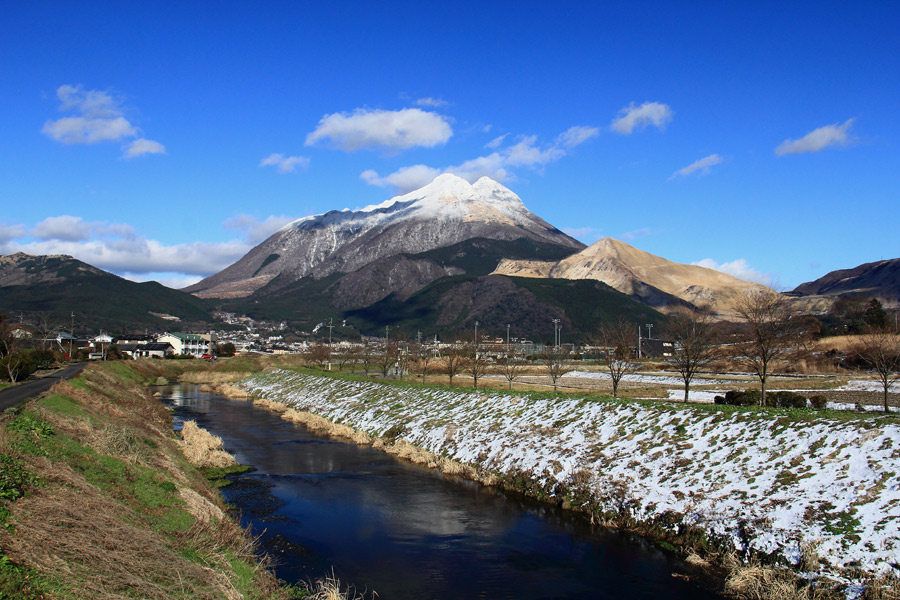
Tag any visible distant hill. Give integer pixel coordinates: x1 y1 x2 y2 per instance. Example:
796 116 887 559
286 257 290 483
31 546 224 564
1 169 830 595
0 252 215 331
493 237 767 319
792 258 900 308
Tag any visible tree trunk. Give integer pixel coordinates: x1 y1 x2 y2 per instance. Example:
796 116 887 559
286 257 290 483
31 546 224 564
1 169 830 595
683 382 690 403
760 378 767 407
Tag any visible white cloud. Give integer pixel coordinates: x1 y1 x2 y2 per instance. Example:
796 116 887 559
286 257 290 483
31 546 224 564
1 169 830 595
259 153 310 173
669 153 723 179
305 107 453 151
0 222 27 244
556 126 600 148
360 165 443 192
775 119 856 156
42 116 136 145
32 216 94 242
1 214 258 279
486 134 508 149
125 138 166 158
416 97 447 108
123 273 204 289
692 258 772 286
360 125 597 193
12 236 248 277
223 214 295 244
611 101 673 135
42 84 164 158
504 135 565 167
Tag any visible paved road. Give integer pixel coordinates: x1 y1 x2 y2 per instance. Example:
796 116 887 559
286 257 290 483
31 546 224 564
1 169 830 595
0 362 88 412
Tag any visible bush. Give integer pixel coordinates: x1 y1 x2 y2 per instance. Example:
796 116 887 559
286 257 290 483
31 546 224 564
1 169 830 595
809 395 828 409
716 390 761 406
769 391 807 408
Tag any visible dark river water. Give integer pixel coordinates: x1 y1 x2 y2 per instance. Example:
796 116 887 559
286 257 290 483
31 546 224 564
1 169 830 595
162 384 723 600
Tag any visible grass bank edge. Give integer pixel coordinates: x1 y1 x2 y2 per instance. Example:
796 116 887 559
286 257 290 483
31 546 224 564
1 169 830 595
0 361 308 599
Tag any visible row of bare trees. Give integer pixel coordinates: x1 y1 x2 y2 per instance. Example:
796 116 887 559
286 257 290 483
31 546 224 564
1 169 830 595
299 287 899 410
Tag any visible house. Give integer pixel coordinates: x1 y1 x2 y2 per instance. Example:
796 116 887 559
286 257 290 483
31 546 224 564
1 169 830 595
114 334 155 346
157 332 217 358
134 342 175 359
117 342 175 359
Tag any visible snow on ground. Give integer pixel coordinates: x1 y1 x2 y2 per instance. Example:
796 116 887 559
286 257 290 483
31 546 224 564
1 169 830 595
239 370 900 579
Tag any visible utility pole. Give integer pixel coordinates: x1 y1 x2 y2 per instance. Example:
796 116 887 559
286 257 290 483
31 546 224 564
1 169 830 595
69 311 74 359
638 325 642 360
474 321 479 362
552 318 560 350
506 323 510 354
327 318 333 371
645 323 653 340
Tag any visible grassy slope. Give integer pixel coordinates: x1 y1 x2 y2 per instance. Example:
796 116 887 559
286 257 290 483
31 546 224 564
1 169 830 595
239 368 900 592
0 361 299 599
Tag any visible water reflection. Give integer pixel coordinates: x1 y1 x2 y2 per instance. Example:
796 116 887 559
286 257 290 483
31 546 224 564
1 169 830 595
161 384 722 600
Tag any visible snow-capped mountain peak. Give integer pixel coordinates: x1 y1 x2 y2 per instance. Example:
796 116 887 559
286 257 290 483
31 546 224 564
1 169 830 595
188 176 582 299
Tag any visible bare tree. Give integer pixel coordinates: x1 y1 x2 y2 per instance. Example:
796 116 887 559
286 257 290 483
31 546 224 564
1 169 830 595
501 350 525 390
0 314 13 358
464 335 491 389
666 309 719 402
333 349 356 372
851 325 900 412
594 318 639 398
358 340 374 375
376 341 399 377
544 345 572 392
0 315 25 382
443 343 465 386
304 344 331 369
734 289 805 406
33 312 57 351
416 343 433 381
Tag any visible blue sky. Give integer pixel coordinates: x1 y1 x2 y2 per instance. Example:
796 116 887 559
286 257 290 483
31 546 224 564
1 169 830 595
1 1 898 290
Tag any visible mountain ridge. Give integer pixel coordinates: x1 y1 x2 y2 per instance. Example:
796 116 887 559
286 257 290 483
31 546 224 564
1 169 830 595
186 174 585 301
492 237 768 318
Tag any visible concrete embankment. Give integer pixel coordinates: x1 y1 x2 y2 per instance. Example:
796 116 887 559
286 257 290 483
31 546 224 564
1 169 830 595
234 369 900 596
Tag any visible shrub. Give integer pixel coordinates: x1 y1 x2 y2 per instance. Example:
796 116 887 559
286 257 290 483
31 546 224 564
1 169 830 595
809 395 828 409
717 390 761 406
769 391 807 409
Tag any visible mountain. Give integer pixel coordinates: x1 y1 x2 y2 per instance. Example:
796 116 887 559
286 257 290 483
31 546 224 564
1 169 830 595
791 258 900 308
0 252 214 330
492 237 768 318
186 174 584 302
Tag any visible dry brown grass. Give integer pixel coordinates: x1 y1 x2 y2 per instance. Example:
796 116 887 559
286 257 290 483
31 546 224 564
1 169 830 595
180 371 253 385
724 558 835 600
304 571 375 600
1 462 238 600
179 420 237 469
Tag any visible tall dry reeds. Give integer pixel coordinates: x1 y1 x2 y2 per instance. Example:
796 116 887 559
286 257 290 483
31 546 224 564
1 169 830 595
178 420 237 469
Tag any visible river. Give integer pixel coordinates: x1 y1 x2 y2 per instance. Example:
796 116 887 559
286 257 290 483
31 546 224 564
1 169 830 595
162 383 723 599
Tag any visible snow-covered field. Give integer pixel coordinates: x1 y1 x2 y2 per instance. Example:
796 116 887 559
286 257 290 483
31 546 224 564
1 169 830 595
239 370 900 580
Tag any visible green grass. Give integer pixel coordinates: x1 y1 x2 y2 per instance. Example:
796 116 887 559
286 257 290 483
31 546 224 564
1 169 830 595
38 393 88 418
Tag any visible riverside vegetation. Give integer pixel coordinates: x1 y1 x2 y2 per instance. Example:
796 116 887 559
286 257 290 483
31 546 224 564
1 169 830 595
209 361 898 600
0 360 366 599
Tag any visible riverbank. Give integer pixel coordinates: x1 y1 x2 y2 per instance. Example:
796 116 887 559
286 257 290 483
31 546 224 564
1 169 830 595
0 361 306 599
230 368 900 599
